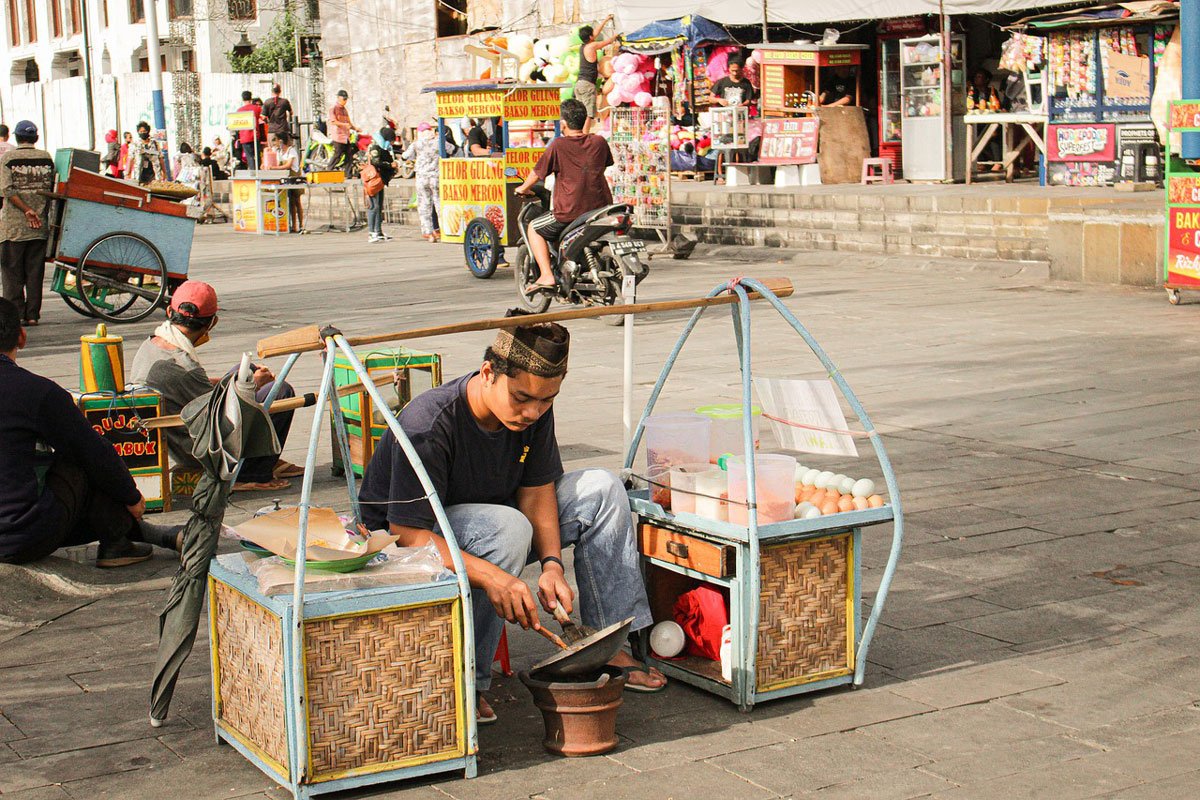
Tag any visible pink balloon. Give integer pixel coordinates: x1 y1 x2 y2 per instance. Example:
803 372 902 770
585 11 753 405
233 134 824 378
634 91 653 108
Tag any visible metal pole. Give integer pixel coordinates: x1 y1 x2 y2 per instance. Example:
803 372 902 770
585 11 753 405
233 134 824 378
940 2 953 181
145 0 171 177
1184 0 1200 159
761 0 769 44
622 273 635 452
79 0 96 149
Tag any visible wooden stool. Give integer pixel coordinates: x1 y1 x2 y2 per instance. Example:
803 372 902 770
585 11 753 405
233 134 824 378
861 158 894 185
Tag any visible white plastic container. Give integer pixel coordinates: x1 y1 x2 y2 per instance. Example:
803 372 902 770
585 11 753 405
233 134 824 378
669 463 717 515
727 454 798 525
720 624 733 683
644 413 711 508
696 404 762 462
693 468 729 522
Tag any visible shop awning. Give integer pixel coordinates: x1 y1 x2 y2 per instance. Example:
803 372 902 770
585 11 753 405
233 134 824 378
621 15 735 54
615 0 1096 33
1015 1 1178 28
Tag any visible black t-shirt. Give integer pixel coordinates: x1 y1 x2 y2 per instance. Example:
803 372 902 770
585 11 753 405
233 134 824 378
711 76 756 107
262 97 293 133
358 372 564 532
467 126 489 155
822 80 853 105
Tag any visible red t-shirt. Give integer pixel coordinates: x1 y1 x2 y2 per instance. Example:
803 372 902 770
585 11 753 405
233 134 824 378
533 134 614 223
329 104 351 144
236 102 260 145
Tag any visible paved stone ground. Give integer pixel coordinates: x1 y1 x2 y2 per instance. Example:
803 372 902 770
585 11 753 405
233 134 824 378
2 224 1199 799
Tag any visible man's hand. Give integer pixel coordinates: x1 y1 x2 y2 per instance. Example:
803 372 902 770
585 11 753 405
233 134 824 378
537 561 574 616
252 367 274 390
485 570 541 629
23 209 41 229
127 496 146 520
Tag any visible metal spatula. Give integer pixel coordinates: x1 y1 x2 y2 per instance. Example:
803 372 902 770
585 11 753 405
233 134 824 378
553 605 596 645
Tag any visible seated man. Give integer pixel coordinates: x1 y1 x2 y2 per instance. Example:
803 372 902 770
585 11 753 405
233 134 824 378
128 281 302 492
514 98 614 293
0 300 180 566
358 321 666 722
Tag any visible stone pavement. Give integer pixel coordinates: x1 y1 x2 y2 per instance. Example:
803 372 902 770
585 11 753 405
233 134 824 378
2 225 1198 799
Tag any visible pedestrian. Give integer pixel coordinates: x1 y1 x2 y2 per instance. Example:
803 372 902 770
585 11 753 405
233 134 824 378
0 124 14 156
171 142 199 183
100 129 121 177
119 131 132 178
235 90 261 170
252 97 268 147
124 121 165 185
329 89 361 178
365 127 396 243
198 147 228 181
261 83 293 139
211 136 231 175
0 121 56 326
576 16 620 134
272 132 305 234
402 121 441 242
0 300 182 566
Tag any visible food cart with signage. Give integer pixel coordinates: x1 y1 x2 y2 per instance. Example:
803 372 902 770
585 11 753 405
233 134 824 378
1163 102 1200 305
749 43 869 117
422 81 565 278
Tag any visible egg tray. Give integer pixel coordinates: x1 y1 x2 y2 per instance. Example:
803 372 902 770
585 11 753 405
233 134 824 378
627 488 894 545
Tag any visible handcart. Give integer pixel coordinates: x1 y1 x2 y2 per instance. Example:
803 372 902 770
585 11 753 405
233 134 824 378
1164 100 1200 305
421 81 566 278
48 168 197 323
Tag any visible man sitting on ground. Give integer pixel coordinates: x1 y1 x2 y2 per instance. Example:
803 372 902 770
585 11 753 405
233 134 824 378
0 300 180 566
128 281 303 492
358 320 667 725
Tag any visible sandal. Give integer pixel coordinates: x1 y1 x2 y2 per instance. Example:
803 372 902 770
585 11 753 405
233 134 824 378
476 696 498 725
273 460 305 479
232 478 291 493
524 281 556 298
619 664 667 693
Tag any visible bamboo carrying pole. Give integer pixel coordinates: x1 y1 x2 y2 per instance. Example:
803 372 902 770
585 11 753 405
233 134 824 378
255 277 795 359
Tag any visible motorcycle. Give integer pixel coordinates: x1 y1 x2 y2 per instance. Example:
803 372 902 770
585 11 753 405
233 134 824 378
512 184 649 326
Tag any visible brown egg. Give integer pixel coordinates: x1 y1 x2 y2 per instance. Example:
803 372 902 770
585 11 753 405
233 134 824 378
867 495 884 508
852 496 869 511
809 489 827 507
837 496 855 513
819 499 840 516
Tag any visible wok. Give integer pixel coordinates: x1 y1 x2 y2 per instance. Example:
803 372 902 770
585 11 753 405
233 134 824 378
530 616 635 679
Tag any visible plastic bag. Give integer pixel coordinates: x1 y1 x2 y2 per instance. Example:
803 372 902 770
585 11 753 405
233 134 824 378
248 540 451 596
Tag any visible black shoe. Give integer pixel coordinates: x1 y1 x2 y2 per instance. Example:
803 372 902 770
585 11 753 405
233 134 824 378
136 521 184 552
96 539 154 568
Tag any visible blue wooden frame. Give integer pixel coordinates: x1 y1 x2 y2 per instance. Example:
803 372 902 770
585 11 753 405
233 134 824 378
623 278 904 710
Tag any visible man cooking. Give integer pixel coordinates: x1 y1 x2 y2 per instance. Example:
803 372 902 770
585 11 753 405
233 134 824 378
358 321 666 724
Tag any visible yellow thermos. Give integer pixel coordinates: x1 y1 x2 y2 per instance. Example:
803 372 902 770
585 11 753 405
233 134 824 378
79 323 126 393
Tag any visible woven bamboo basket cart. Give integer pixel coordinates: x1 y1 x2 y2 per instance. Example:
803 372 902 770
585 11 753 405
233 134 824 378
626 277 904 710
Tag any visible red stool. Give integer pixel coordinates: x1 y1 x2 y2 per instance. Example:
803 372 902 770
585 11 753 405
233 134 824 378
493 627 513 676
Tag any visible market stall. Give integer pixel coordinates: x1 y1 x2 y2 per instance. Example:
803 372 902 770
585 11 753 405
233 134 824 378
1163 101 1200 304
1017 2 1176 187
609 106 672 243
749 42 870 117
231 170 292 235
422 81 564 278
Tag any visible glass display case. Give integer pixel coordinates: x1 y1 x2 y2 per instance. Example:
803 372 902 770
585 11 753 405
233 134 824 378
900 34 966 181
879 39 903 146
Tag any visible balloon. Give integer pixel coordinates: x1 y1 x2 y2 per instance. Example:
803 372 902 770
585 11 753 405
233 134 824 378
634 91 653 108
599 56 614 78
508 34 534 62
748 48 764 64
547 35 570 60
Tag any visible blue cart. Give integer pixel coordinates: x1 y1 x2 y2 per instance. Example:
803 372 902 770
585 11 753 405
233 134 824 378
48 168 196 323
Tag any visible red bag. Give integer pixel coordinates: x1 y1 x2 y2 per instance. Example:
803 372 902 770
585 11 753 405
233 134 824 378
673 585 729 660
360 163 383 197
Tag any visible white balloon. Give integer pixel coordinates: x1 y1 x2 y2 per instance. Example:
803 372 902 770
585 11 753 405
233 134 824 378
852 478 876 499
649 620 685 658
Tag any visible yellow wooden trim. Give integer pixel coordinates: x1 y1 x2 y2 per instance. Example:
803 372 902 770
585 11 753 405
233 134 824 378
217 719 290 778
759 665 854 693
303 597 466 781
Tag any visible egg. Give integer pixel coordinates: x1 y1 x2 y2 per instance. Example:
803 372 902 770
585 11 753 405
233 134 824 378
839 477 857 495
816 470 836 488
794 464 808 479
802 506 822 519
851 478 876 498
794 501 816 519
808 489 827 507
852 496 869 511
819 499 840 516
831 474 849 491
802 468 821 487
867 495 885 508
837 496 855 513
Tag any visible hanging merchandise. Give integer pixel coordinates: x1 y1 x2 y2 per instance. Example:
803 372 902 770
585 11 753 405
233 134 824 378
609 106 671 235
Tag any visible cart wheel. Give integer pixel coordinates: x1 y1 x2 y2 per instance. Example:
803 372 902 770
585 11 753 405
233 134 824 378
513 245 551 314
464 217 501 279
1167 288 1182 306
74 232 169 324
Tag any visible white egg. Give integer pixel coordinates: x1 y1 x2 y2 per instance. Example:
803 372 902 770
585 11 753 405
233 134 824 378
794 464 808 479
794 501 816 519
802 506 823 519
816 470 836 488
851 478 876 498
802 468 821 486
831 474 849 490
649 621 685 658
839 477 857 494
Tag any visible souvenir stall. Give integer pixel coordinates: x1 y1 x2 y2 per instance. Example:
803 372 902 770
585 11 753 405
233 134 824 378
1163 101 1200 304
610 106 672 244
1018 2 1176 187
963 31 1049 183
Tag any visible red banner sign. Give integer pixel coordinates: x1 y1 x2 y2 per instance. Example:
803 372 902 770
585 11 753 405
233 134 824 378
1047 124 1116 162
1168 208 1200 285
758 118 820 165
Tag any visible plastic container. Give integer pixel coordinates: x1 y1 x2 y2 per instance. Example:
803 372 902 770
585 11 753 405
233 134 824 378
696 404 762 462
670 463 723 516
693 468 729 522
719 624 733 683
644 413 711 508
726 454 798 525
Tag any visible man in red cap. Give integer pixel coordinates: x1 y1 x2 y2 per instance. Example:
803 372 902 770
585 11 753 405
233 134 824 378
129 281 303 492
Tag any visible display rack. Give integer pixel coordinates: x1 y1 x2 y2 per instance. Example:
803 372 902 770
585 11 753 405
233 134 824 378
609 107 671 243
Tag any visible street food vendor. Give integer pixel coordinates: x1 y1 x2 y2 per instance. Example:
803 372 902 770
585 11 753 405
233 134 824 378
0 300 181 566
820 67 856 106
128 281 304 492
358 321 667 724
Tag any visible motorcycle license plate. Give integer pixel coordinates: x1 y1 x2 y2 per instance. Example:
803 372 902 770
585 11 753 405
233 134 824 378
612 239 646 255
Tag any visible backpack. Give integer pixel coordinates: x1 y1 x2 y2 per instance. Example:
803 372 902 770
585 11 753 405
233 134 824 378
360 162 383 196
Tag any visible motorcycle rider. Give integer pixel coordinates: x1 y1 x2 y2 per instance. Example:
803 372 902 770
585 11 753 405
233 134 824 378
514 99 614 294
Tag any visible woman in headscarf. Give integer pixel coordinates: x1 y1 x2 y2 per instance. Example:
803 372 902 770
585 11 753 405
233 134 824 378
101 130 122 178
365 127 396 243
401 121 441 242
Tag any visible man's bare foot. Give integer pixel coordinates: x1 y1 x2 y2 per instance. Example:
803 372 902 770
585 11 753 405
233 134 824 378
477 694 497 724
609 649 667 692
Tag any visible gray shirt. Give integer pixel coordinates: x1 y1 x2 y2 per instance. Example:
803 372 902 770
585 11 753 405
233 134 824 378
0 144 55 243
129 337 212 469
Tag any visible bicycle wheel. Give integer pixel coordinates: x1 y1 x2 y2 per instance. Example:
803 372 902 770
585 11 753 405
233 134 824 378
75 232 169 323
464 217 500 279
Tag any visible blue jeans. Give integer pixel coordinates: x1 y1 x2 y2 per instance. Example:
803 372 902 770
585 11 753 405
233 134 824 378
442 468 652 690
367 190 384 236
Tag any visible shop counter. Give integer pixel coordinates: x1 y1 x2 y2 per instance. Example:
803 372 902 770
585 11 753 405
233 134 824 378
231 170 292 235
964 113 1047 184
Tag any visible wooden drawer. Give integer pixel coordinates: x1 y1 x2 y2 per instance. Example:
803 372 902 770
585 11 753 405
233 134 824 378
639 524 735 578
